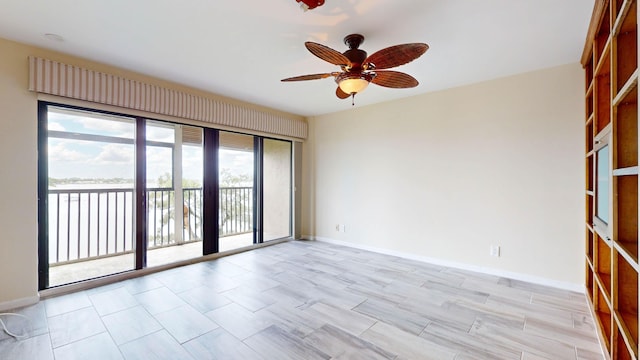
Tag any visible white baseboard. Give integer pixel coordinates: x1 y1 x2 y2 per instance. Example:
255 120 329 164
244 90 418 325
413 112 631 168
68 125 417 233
304 235 585 293
0 295 40 312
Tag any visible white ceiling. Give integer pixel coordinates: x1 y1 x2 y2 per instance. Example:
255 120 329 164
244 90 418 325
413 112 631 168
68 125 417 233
0 0 594 117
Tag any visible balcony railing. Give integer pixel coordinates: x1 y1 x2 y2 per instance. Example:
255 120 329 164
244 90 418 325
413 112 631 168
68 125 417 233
48 186 253 265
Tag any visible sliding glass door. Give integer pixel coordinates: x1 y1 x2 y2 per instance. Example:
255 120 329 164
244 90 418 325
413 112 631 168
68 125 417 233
44 106 136 287
39 103 293 289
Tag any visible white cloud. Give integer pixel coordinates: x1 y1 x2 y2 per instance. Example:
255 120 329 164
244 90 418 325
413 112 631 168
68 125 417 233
48 122 66 131
95 144 134 164
48 142 91 162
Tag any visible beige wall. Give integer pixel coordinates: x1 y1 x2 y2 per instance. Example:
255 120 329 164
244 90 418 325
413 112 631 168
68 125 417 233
0 39 40 307
303 63 585 287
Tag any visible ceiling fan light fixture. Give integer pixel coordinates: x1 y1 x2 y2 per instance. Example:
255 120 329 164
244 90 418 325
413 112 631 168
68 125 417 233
337 73 370 94
338 78 369 94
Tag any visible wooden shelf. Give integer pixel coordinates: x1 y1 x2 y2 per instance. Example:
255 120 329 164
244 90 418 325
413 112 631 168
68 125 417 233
597 234 613 296
583 1 638 358
615 86 639 168
596 53 612 134
596 282 614 351
588 226 595 264
613 166 639 176
614 1 637 97
615 239 640 268
615 249 639 357
614 175 638 259
614 70 638 106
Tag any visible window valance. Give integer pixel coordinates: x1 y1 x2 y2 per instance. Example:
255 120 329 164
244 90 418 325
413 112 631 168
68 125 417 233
28 56 307 139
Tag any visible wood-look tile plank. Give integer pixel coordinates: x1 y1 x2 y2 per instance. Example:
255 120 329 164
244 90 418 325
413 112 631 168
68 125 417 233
0 302 48 341
152 305 218 344
89 287 139 316
118 330 194 360
177 285 232 313
260 303 325 337
361 320 457 360
243 324 330 360
0 334 54 360
53 332 123 360
133 286 188 315
206 303 275 340
183 327 265 360
48 307 106 348
44 291 92 317
102 306 162 345
220 285 278 312
305 324 396 360
353 298 431 335
421 321 522 360
469 318 578 359
523 316 602 354
302 302 377 336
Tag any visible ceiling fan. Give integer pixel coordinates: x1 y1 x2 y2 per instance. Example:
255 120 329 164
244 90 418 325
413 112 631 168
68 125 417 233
281 34 429 105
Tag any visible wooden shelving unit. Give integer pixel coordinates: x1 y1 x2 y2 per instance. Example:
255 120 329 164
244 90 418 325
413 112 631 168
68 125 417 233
583 0 639 359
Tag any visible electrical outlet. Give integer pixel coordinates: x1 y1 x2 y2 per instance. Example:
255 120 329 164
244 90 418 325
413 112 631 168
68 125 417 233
340 224 346 233
490 245 500 257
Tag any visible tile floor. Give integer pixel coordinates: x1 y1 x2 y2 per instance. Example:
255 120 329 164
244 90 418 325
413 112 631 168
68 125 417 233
0 240 603 359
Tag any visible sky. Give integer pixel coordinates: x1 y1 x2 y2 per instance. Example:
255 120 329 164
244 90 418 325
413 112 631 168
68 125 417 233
47 108 253 186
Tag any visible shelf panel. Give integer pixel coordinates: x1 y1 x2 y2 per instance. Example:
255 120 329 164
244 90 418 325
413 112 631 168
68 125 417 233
588 225 595 264
587 119 595 153
614 85 638 169
587 51 595 88
615 251 639 357
596 53 613 134
596 281 614 352
616 241 640 267
595 26 611 73
614 175 639 261
615 28 637 96
614 166 640 176
614 70 638 107
615 332 634 360
597 234 613 297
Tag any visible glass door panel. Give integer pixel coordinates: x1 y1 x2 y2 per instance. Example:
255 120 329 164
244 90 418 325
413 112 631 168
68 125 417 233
263 139 292 241
219 132 254 251
46 106 135 286
146 122 203 267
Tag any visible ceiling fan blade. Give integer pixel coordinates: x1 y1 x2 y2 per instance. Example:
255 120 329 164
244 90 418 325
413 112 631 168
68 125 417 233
305 42 351 66
281 73 335 82
365 43 428 70
336 87 350 99
371 70 419 88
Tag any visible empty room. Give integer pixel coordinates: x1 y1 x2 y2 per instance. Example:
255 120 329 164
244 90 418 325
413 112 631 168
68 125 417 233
0 0 636 359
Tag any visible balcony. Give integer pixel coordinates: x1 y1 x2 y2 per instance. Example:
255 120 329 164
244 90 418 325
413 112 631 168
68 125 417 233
47 186 254 287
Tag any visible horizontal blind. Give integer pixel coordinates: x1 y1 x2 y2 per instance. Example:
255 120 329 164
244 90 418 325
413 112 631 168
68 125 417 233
28 56 307 139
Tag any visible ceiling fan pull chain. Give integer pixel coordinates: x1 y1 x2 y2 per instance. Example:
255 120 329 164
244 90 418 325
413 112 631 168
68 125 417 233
351 93 355 106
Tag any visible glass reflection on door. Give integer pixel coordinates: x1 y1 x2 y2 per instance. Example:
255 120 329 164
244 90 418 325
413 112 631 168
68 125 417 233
263 139 292 241
146 122 203 267
219 132 254 251
46 107 135 286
